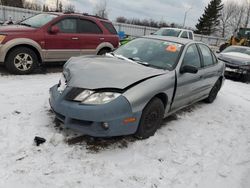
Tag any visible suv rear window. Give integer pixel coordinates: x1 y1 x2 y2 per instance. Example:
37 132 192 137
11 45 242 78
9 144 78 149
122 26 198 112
79 19 102 34
101 21 117 34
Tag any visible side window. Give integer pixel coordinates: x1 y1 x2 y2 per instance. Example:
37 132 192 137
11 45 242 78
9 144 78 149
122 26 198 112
78 19 102 34
101 21 117 34
188 32 193 40
180 31 188 39
55 18 77 33
182 44 201 68
198 44 214 67
211 52 218 64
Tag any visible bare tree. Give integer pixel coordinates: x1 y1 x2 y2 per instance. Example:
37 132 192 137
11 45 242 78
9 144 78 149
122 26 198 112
64 4 75 13
219 1 237 37
23 1 42 11
244 0 250 28
93 0 108 18
229 4 245 32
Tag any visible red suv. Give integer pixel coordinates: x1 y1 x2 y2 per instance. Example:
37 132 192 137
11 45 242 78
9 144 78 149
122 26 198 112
0 13 119 74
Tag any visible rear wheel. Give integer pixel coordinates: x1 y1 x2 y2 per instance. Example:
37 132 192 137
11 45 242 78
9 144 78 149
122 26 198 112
242 72 250 83
97 48 111 55
135 98 164 139
204 79 221 103
5 47 38 74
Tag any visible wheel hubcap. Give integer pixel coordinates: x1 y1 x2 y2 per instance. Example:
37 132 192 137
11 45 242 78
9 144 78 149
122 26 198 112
145 111 158 129
14 53 33 71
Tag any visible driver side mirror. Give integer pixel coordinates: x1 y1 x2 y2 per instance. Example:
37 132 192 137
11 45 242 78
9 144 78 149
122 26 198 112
180 65 198 74
50 25 60 34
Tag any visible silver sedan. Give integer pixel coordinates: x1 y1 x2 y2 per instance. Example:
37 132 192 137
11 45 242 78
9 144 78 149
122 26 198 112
49 36 225 139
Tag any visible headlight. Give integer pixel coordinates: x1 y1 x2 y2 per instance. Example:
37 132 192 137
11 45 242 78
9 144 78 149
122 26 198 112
0 35 6 44
74 90 94 101
73 90 121 104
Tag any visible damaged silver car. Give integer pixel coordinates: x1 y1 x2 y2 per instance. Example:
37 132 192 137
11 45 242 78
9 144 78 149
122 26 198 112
49 36 225 138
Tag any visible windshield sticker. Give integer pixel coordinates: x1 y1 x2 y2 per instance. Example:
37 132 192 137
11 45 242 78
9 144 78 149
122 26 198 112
166 45 177 52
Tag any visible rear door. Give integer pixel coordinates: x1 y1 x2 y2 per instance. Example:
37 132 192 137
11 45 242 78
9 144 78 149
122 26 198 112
171 44 203 110
77 18 104 55
44 17 81 61
196 44 220 96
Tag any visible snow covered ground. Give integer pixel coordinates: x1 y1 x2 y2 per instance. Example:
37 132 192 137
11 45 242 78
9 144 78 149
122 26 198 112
0 72 250 188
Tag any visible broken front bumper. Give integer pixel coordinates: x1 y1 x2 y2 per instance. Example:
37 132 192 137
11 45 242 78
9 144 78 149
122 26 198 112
49 85 141 137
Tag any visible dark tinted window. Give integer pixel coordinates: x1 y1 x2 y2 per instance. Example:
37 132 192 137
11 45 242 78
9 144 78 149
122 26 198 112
101 21 117 34
211 52 218 64
78 19 102 34
55 18 77 33
180 31 188 39
183 44 201 68
188 32 193 39
198 44 214 66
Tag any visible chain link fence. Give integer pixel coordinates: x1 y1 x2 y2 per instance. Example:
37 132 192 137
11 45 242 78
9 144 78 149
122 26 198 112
0 5 40 23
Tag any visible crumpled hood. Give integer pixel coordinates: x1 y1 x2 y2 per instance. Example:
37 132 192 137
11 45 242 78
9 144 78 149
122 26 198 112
219 52 250 66
64 56 166 90
0 25 36 33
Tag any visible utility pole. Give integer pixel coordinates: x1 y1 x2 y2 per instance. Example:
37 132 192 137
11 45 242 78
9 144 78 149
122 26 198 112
56 0 59 11
183 7 192 28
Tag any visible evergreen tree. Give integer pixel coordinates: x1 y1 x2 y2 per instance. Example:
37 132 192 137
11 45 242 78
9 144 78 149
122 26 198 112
195 0 223 35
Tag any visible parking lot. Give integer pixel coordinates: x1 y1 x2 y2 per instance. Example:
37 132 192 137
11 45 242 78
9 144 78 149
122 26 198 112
0 68 250 188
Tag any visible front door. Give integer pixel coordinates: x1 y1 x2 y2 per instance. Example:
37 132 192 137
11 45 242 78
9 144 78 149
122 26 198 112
171 44 203 111
44 17 81 61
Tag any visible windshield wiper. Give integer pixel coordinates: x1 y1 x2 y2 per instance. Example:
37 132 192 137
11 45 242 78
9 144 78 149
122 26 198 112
18 22 32 27
107 53 136 63
128 57 163 69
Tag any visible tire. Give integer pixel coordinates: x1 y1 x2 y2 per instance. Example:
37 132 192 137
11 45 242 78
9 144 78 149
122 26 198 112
135 98 165 139
204 79 221 103
5 47 38 74
97 48 111 55
242 72 250 83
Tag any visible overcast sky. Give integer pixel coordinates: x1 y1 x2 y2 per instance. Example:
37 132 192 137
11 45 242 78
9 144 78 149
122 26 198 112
29 0 234 28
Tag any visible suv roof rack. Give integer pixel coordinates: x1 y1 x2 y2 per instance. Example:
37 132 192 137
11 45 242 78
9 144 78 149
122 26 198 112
82 13 108 20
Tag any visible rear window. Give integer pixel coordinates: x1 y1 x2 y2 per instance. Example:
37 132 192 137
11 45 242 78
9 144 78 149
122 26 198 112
101 21 117 34
78 19 102 34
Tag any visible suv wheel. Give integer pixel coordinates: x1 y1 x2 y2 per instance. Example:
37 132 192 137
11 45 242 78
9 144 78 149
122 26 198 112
5 47 38 74
97 48 111 55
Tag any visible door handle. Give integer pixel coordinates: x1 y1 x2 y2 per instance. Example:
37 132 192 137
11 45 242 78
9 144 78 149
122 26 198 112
71 37 79 40
100 38 105 40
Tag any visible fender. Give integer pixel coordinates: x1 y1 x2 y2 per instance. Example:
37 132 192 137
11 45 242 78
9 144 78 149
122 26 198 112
0 38 44 63
96 42 115 54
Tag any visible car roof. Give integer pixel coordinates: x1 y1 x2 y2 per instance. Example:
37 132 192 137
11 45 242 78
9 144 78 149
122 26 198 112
42 12 109 21
143 35 194 45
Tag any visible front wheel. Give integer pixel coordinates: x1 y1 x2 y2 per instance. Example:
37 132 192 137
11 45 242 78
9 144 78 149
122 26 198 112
135 98 164 139
204 79 221 103
5 47 38 74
